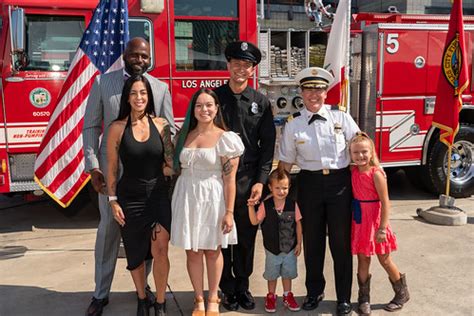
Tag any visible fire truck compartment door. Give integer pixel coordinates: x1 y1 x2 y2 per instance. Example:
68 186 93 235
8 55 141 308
381 30 429 97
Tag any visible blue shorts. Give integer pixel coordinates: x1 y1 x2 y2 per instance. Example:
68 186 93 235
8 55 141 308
263 249 298 281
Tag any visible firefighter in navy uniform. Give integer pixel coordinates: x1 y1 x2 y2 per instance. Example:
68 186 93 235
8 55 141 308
278 67 359 315
215 41 276 311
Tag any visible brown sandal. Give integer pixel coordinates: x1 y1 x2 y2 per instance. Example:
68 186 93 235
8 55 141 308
192 296 205 316
205 297 221 316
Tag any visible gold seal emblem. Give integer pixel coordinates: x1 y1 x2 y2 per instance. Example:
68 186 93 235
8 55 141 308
311 69 318 76
442 33 462 95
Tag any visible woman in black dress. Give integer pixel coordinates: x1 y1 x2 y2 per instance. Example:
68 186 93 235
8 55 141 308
106 75 174 316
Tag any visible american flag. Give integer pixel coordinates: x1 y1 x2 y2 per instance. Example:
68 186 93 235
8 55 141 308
34 0 129 207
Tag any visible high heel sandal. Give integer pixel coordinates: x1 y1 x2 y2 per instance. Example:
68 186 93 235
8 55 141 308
192 296 205 316
205 297 221 316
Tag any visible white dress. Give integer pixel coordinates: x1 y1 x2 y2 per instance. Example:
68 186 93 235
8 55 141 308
171 131 245 251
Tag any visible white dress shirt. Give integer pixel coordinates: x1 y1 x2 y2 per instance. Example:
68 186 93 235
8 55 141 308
278 105 359 171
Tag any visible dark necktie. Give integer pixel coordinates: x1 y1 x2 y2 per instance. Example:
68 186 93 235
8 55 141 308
308 113 326 125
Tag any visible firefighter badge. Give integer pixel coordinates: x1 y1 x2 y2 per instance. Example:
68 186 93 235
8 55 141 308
250 102 259 114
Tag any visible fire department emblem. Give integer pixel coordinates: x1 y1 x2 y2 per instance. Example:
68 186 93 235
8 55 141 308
29 88 51 108
241 42 248 51
442 33 462 95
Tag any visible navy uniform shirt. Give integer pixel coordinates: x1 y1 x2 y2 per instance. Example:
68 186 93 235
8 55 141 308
278 105 359 171
215 84 276 184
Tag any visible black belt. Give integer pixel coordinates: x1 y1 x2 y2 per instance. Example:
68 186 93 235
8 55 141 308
300 167 349 176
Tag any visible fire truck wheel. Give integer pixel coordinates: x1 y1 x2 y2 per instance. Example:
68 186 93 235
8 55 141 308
426 124 474 198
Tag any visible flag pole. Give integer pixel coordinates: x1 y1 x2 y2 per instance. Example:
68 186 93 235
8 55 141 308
445 144 452 196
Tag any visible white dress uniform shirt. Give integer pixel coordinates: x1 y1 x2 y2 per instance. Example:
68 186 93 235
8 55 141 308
278 105 359 171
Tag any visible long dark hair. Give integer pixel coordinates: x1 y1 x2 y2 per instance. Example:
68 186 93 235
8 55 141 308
173 88 227 171
187 88 227 132
116 75 156 125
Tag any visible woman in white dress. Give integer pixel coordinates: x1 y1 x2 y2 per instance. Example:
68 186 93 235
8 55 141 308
171 88 244 316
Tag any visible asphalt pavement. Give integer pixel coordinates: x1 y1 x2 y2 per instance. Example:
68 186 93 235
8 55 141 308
0 170 473 316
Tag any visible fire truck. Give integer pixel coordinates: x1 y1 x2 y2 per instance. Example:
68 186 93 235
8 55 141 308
258 12 474 198
0 0 473 202
0 0 257 201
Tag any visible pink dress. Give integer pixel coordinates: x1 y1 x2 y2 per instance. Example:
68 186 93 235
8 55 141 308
351 166 397 256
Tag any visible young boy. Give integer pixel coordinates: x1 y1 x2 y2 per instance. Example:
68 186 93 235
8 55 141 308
248 168 303 313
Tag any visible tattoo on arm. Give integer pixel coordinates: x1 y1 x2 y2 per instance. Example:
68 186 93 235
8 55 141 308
222 158 233 176
162 122 174 166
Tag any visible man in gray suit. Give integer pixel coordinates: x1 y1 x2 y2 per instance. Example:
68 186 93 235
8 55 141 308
83 37 175 316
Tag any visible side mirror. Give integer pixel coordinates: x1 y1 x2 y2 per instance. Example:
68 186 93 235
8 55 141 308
9 6 28 71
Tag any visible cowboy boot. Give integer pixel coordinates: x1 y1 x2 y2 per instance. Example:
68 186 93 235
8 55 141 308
357 274 371 315
384 273 410 312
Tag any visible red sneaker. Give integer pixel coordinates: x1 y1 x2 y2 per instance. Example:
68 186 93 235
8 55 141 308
283 292 300 311
265 293 277 313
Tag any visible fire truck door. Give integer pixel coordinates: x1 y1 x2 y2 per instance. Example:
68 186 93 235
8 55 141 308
378 30 430 164
1 13 86 192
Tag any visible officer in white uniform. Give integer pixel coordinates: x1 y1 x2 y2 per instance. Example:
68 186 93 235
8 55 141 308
278 67 359 315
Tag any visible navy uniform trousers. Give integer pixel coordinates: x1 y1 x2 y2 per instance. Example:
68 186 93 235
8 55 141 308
220 167 259 295
297 168 353 302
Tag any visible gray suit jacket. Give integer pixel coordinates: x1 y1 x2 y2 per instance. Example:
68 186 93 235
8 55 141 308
83 69 174 174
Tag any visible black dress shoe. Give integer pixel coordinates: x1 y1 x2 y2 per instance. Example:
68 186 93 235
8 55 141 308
85 297 109 316
137 297 150 316
145 285 156 307
153 300 166 316
237 290 255 310
336 301 352 315
302 293 324 311
222 293 239 311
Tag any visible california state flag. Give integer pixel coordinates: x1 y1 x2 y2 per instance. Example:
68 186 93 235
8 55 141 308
324 0 350 111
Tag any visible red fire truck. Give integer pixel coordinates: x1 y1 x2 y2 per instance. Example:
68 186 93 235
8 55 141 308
0 0 257 199
259 12 474 198
0 0 472 201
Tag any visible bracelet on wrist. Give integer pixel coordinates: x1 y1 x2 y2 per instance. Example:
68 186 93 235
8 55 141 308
225 209 234 214
107 195 118 203
377 228 387 234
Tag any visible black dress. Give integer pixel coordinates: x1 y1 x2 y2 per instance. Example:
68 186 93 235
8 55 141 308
117 115 171 270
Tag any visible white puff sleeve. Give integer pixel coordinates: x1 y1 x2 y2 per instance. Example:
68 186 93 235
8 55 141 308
216 131 245 159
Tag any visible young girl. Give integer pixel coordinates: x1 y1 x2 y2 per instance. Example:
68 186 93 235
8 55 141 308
349 132 410 315
248 168 302 313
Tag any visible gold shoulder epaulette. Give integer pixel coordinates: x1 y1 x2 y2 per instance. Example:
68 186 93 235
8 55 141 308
286 111 301 122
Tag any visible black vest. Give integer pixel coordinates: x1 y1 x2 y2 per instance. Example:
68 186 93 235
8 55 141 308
261 197 297 255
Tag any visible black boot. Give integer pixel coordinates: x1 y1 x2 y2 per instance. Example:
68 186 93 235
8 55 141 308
137 298 150 316
154 301 166 316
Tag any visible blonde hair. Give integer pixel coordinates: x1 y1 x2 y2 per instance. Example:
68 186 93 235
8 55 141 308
349 131 380 167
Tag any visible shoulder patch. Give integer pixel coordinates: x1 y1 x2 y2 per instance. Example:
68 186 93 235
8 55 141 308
286 111 301 122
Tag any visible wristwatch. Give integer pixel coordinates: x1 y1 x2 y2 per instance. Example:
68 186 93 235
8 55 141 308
107 195 118 203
